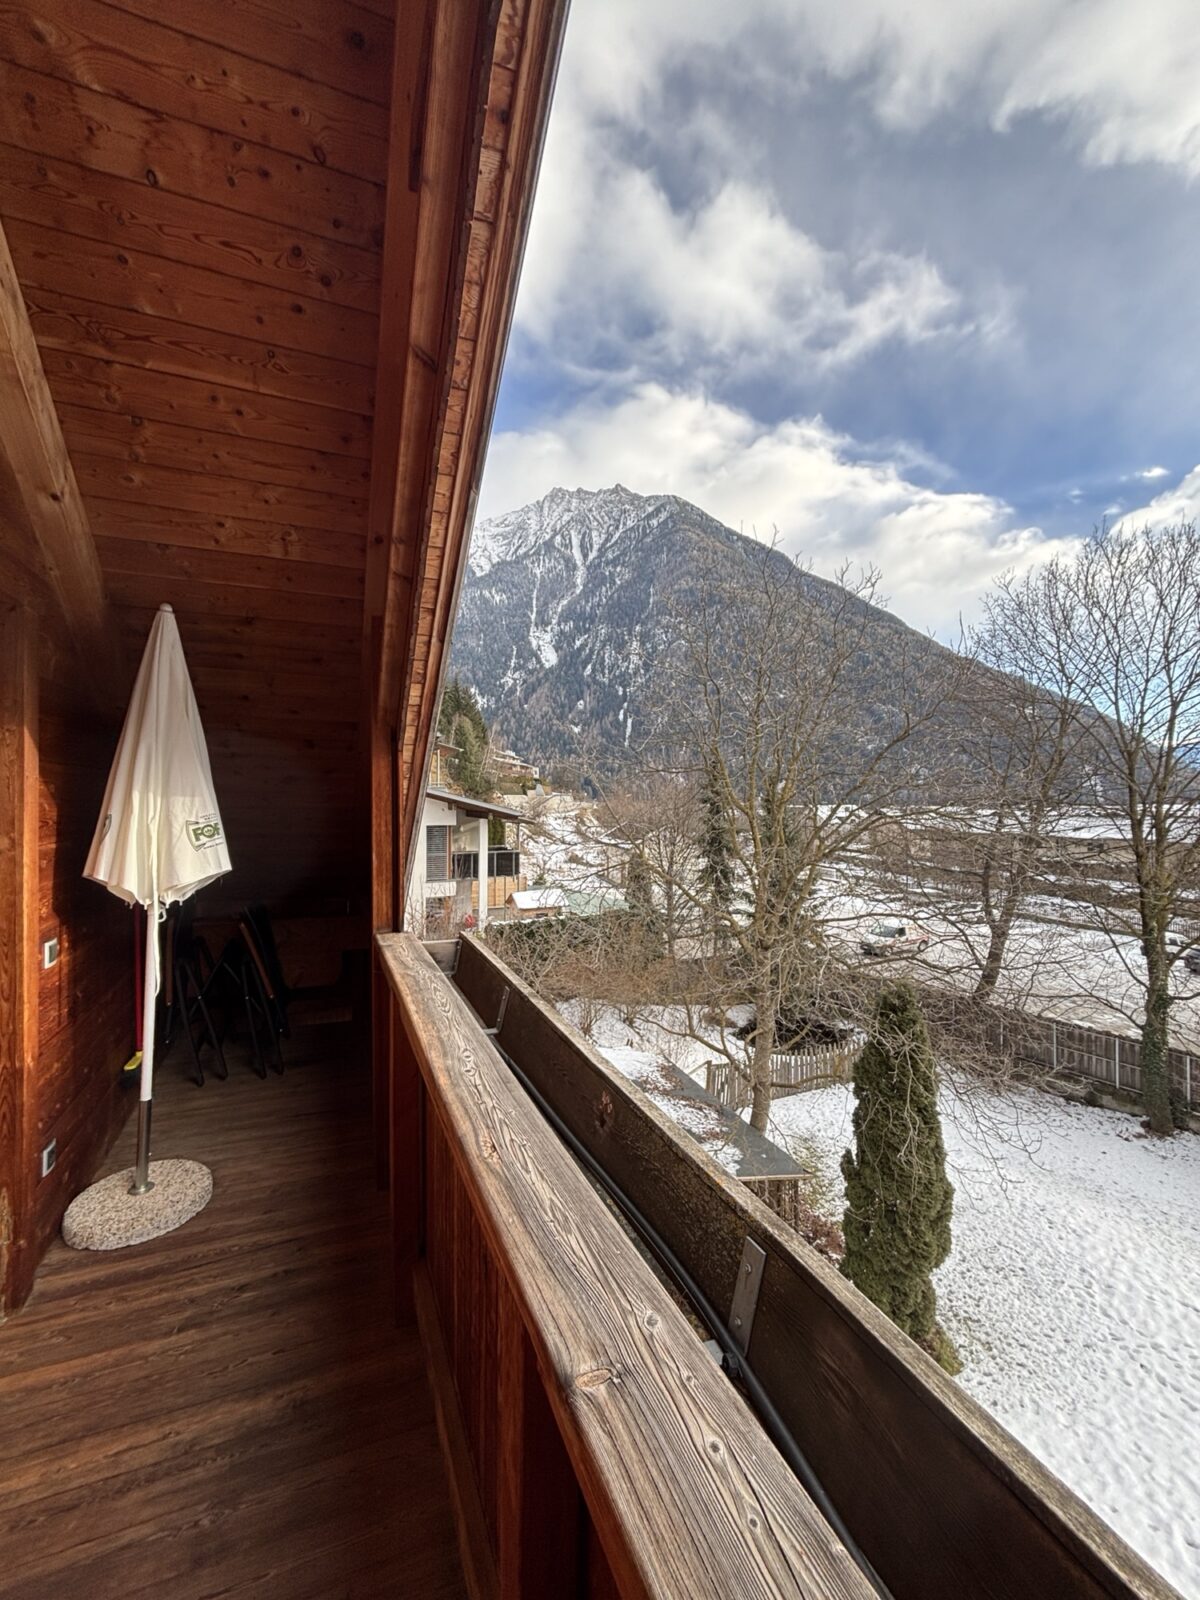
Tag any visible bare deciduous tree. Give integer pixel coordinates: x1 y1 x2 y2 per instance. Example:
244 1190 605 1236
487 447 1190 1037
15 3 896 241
873 624 1084 1004
618 541 963 1132
988 521 1200 1135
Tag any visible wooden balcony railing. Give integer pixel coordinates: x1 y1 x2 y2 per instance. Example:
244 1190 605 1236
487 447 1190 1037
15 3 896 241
375 932 874 1600
376 932 1178 1600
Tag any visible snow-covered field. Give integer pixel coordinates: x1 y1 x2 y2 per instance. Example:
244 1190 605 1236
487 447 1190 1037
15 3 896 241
764 1080 1200 1599
818 862 1200 1048
518 802 1200 1047
565 999 1200 1598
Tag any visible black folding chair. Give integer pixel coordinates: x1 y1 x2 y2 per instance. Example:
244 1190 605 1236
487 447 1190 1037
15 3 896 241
204 914 284 1080
162 901 228 1086
236 910 286 1077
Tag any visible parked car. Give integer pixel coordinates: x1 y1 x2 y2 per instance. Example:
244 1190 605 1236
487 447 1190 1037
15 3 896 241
1184 947 1200 976
860 919 932 957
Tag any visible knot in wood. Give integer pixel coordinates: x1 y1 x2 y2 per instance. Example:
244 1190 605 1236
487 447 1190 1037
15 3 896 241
595 1090 614 1132
576 1365 618 1391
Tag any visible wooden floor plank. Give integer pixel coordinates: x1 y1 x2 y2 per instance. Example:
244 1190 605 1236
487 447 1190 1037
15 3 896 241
0 1026 466 1599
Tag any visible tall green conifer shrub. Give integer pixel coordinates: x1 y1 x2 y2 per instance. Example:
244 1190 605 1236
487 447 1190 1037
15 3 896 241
841 983 959 1372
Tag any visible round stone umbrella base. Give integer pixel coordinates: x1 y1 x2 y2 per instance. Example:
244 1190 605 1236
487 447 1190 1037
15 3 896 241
62 1160 213 1251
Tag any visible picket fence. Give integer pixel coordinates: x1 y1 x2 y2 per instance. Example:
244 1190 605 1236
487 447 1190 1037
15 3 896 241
705 1038 858 1110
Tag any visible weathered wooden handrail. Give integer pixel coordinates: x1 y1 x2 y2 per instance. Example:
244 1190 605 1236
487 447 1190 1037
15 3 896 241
376 932 874 1600
451 933 1179 1600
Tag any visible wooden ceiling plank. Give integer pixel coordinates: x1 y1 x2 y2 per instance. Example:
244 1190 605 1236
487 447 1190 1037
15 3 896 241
204 733 359 758
183 661 361 698
2 0 391 182
74 455 367 537
116 610 361 658
41 351 373 458
97 0 396 106
90 501 365 571
6 216 379 368
1 64 385 253
0 218 122 702
26 287 375 413
94 536 364 600
105 570 361 627
0 144 382 316
142 646 361 683
57 405 370 498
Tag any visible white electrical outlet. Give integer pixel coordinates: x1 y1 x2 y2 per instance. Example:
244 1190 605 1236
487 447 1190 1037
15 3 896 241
42 936 59 969
40 1140 56 1178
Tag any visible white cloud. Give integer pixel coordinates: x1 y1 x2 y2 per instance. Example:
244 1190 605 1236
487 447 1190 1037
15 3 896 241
1118 465 1200 530
480 384 1056 634
517 139 973 379
556 0 1200 180
1135 465 1171 480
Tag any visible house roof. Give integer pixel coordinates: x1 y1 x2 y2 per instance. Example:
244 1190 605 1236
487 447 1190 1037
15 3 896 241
426 787 525 824
508 887 567 910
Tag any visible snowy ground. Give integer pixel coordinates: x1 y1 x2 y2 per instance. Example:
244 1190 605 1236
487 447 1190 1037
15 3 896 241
818 861 1200 1048
763 1080 1200 1599
564 998 1200 1598
518 804 1200 1047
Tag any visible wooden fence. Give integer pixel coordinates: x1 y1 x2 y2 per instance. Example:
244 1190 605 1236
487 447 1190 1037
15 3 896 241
705 1040 858 1110
992 1011 1197 1108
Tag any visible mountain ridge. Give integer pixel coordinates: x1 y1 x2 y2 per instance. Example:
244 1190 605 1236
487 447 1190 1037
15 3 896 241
449 483 948 769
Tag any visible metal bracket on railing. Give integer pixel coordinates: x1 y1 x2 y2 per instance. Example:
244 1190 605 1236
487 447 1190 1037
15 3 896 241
728 1237 767 1359
483 984 510 1037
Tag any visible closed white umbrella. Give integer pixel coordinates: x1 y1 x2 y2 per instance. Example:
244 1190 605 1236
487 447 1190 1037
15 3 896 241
83 602 231 1204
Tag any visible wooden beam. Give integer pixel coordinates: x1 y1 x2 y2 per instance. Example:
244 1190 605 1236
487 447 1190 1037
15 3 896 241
0 219 122 704
0 603 38 1316
367 0 496 692
384 0 569 901
363 0 439 635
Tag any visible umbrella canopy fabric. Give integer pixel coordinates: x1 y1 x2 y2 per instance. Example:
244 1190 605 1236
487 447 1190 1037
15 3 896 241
85 604 230 1179
85 603 230 909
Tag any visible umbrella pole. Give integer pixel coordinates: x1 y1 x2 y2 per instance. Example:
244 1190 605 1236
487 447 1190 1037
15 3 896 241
131 905 159 1195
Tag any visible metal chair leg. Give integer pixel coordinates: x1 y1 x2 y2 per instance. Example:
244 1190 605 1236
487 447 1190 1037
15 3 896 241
195 990 229 1080
242 966 268 1079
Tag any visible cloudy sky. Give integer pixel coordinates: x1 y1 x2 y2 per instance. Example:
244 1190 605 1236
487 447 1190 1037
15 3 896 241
477 0 1200 635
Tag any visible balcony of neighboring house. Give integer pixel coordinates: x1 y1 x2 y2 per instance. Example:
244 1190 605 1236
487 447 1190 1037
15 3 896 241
415 788 527 936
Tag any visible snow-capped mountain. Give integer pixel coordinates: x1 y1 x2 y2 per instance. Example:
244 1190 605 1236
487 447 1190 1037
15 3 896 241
449 484 946 769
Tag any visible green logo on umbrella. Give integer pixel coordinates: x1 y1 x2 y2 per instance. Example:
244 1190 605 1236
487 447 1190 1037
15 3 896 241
188 818 223 849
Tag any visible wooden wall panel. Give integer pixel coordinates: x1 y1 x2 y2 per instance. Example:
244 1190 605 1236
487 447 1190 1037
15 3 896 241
0 604 38 1315
0 0 390 924
32 619 133 1292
